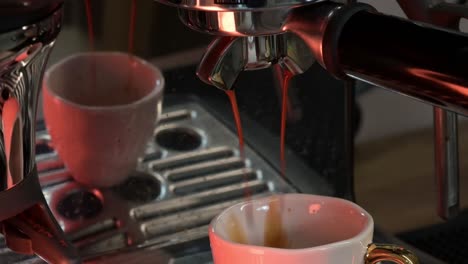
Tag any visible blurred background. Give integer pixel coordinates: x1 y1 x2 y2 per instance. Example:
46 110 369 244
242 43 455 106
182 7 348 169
43 0 468 239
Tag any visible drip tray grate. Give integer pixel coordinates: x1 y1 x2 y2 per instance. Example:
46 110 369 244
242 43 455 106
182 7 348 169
1 102 296 263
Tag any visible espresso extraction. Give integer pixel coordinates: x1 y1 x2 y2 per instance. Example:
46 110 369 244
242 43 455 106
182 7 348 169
0 0 465 263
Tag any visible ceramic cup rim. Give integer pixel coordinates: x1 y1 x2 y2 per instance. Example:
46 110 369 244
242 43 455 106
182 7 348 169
43 51 165 112
209 193 374 254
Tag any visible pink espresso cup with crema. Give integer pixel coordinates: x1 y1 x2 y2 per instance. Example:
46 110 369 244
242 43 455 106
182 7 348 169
209 194 420 264
43 52 164 187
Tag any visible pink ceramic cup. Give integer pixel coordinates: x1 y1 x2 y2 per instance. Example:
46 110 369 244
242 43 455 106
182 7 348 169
42 52 164 187
209 194 419 264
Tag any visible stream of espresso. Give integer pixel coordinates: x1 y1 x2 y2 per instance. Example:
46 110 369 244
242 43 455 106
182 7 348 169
225 90 251 198
85 0 138 95
128 0 137 54
86 0 291 248
280 70 294 179
263 69 293 248
226 69 293 248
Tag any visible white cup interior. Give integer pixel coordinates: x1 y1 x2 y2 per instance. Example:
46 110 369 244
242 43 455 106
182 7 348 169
45 52 161 107
213 194 370 249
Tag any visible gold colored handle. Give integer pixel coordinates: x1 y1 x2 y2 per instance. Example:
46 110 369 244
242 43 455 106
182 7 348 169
365 243 420 264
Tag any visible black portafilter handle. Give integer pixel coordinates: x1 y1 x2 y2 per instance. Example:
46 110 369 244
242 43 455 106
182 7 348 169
0 0 64 32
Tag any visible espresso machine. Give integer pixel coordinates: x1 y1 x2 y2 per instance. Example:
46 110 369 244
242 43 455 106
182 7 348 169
0 0 468 263
154 0 468 220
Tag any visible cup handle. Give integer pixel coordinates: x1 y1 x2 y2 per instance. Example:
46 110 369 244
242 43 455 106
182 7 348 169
365 243 420 264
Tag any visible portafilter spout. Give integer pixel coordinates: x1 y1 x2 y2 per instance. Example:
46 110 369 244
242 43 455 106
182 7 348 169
0 2 81 263
156 0 468 117
155 0 468 220
196 33 315 90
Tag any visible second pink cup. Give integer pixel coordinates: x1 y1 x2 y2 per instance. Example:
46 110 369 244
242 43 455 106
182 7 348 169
42 52 164 187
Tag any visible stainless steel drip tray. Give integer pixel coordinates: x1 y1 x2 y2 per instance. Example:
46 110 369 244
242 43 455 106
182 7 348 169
1 102 297 263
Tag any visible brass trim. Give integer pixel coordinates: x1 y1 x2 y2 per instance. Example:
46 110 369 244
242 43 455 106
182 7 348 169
366 243 420 264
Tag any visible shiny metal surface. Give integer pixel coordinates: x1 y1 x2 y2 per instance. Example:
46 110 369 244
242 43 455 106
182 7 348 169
178 8 292 36
157 0 468 117
434 111 459 220
434 108 460 219
157 0 468 225
181 2 371 90
1 102 301 263
157 0 468 118
0 5 61 191
156 0 322 36
396 0 463 220
156 0 324 36
366 243 420 264
285 2 468 117
155 0 321 11
396 0 467 27
0 7 82 264
197 33 314 90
